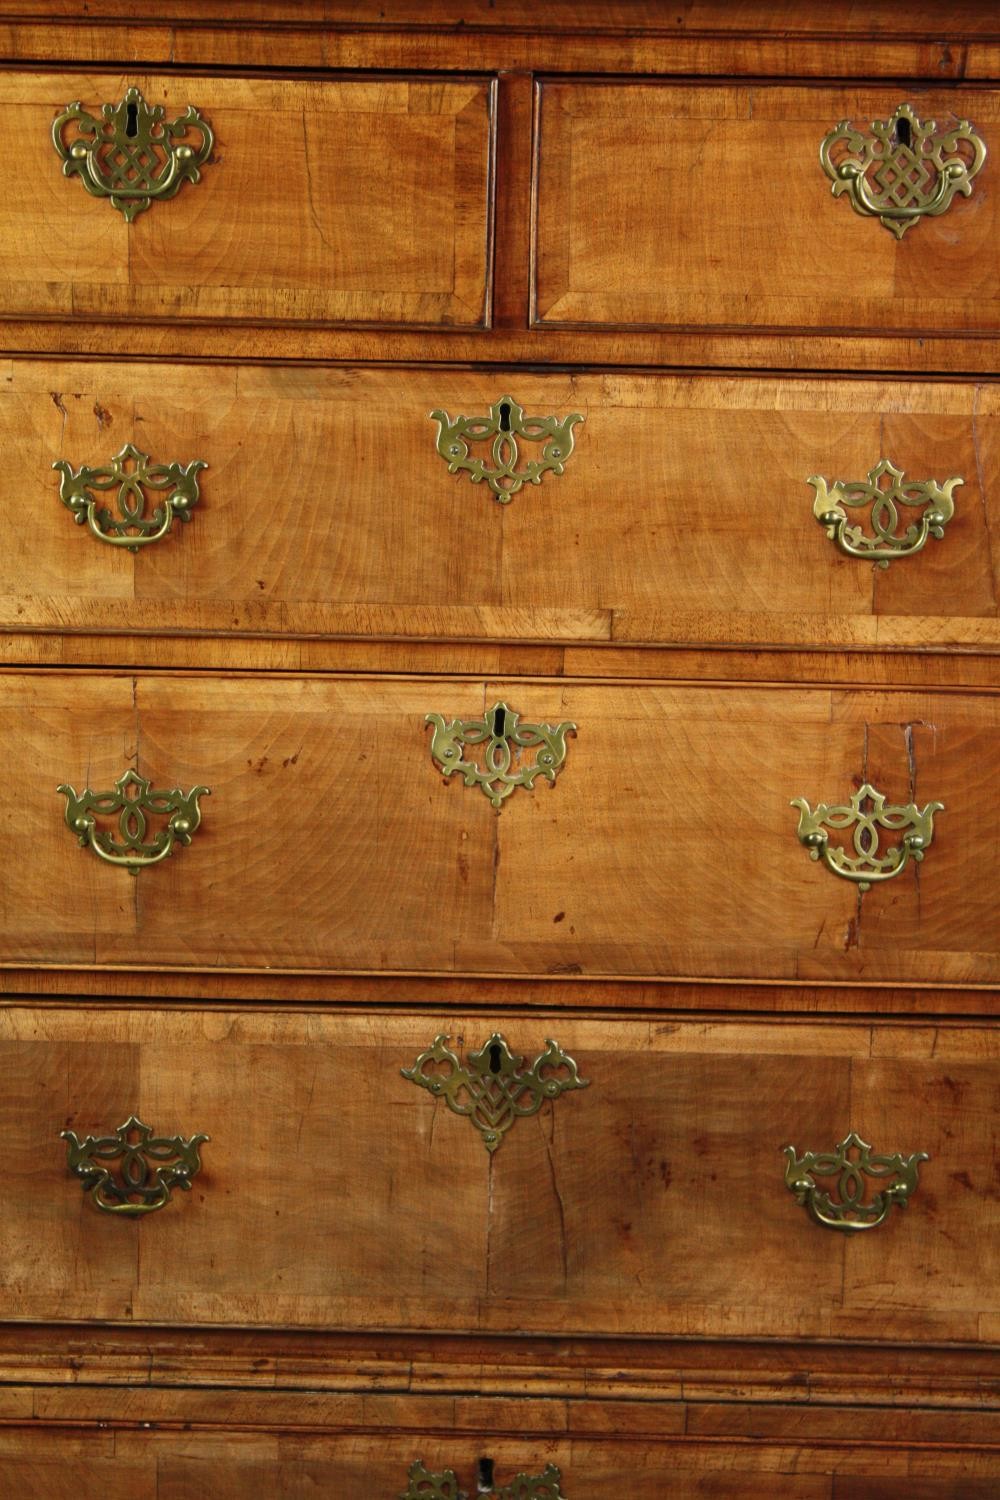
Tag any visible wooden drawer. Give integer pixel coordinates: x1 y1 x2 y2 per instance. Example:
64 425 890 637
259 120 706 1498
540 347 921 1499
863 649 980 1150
535 84 1000 335
7 363 1000 652
0 1396 998 1499
2 672 998 984
2 72 493 328
0 1005 996 1343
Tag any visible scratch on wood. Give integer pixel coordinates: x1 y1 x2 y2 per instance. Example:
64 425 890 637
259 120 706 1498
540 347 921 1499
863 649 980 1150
541 1113 569 1287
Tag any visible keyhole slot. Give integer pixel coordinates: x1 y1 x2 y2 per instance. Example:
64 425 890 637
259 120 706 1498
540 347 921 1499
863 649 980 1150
125 100 139 138
477 1456 495 1492
498 402 512 433
492 707 506 738
488 1044 503 1076
895 115 912 148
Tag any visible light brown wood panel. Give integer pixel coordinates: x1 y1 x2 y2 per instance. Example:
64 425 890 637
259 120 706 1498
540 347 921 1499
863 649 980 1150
0 73 492 328
3 362 1000 650
1 1419 998 1500
535 84 1000 335
0 1006 996 1343
0 673 998 982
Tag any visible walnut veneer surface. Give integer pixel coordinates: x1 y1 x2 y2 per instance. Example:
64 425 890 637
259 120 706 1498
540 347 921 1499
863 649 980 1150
0 3 997 1496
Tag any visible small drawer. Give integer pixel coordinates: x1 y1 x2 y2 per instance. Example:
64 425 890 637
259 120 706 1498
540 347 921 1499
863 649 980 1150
0 1005 996 1346
0 672 997 985
534 83 1000 336
6 363 1000 652
4 71 493 328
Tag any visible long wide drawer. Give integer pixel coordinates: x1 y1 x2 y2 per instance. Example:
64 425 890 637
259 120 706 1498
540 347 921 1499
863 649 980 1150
6 363 1000 651
4 72 493 328
0 1395 997 1498
535 83 1000 335
2 672 998 984
1 1004 997 1343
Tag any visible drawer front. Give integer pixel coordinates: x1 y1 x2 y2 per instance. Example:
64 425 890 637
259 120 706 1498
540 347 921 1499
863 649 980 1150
0 1007 996 1342
535 84 1000 334
2 673 998 984
4 72 493 328
7 363 1000 650
1 1411 998 1499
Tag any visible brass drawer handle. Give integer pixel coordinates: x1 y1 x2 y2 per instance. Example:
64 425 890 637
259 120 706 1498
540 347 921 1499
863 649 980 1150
808 458 961 568
54 444 206 552
820 103 986 238
791 782 942 892
402 1459 566 1499
52 86 214 221
62 1115 209 1216
58 768 210 875
431 393 583 504
426 700 576 809
402 1032 589 1153
784 1131 928 1233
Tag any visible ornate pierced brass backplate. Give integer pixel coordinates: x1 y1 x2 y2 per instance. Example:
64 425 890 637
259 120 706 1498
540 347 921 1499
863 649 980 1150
402 1033 589 1153
54 443 206 551
62 1115 209 1216
401 1459 567 1499
430 394 583 504
58 768 210 874
52 86 214 220
426 701 576 809
808 458 961 567
784 1131 928 1232
819 102 986 238
791 782 942 892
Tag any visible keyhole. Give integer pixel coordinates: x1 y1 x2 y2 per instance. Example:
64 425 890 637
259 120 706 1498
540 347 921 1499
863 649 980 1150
492 706 506 737
498 402 511 433
488 1043 503 1075
477 1456 495 1492
895 115 911 148
125 99 139 138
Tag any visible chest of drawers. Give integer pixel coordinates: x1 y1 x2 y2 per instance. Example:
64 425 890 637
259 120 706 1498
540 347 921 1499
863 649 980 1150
0 3 997 1496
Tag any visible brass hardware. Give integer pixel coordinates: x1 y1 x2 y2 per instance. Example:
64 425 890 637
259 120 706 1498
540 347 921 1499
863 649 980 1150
62 1115 209 1216
52 85 214 221
426 700 576 809
430 394 583 504
784 1131 928 1233
791 782 942 892
58 767 209 875
401 1460 567 1499
54 443 206 552
808 458 961 568
820 102 986 238
402 1033 589 1154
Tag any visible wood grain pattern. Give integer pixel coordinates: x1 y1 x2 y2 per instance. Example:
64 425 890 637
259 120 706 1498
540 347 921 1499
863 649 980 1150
0 72 493 328
5 362 1000 651
0 672 997 983
0 1419 997 1500
535 84 1000 335
0 1004 996 1343
0 1323 995 1406
8 320 1000 377
0 7 994 86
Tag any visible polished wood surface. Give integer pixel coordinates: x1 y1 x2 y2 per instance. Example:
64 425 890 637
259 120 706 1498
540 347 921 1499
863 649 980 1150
0 1004 995 1343
536 84 1000 335
6 362 1000 652
0 1412 997 1499
0 72 493 328
0 672 995 984
0 1 995 1481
